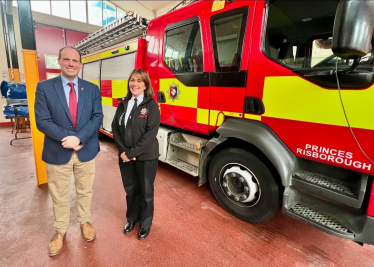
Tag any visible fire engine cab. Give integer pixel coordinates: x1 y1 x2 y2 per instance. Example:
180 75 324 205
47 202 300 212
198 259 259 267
75 0 374 245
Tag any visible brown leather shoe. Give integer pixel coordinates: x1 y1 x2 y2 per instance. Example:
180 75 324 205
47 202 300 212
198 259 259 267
81 222 96 241
49 231 65 257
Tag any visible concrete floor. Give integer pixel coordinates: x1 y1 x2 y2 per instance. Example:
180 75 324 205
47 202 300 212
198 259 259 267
0 126 373 267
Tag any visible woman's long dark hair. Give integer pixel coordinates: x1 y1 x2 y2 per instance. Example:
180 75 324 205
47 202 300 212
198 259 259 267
126 69 154 98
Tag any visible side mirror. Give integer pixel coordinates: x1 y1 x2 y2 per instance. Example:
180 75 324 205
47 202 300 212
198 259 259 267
332 0 374 59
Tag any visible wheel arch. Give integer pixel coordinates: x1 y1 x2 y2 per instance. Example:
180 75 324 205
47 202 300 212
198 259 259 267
199 118 296 187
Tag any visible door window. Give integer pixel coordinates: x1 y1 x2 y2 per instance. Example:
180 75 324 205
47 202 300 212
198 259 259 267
210 7 249 72
164 21 203 73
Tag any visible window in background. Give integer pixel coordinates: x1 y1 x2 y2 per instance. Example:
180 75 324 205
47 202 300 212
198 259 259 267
45 55 60 69
51 0 70 19
88 0 103 26
13 1 17 6
117 7 126 19
70 0 87 23
31 1 51 15
103 1 116 26
46 73 60 80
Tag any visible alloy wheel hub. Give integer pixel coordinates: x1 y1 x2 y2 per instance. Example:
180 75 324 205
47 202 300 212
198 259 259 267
222 166 259 203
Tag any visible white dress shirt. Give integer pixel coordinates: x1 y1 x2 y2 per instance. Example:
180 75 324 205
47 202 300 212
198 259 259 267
61 75 79 106
124 93 144 128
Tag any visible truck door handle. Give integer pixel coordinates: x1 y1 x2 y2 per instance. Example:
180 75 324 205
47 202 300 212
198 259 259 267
244 97 264 114
158 91 166 103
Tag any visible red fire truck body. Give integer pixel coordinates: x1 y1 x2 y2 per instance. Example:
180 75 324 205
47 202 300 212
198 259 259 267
76 0 374 245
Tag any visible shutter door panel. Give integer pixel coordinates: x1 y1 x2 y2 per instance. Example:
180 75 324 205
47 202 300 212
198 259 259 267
101 52 136 80
100 53 136 132
82 61 100 86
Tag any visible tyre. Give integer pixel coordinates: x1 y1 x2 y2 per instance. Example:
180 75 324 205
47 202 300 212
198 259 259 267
208 147 281 223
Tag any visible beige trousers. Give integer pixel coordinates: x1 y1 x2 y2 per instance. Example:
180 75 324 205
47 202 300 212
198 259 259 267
46 152 95 233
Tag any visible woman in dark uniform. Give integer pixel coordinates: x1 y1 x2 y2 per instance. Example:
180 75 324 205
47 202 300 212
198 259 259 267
112 69 160 240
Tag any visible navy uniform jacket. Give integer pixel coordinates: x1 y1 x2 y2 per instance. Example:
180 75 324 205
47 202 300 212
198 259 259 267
111 95 160 161
34 75 103 165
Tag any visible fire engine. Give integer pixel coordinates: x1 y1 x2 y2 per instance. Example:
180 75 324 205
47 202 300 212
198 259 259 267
74 0 374 245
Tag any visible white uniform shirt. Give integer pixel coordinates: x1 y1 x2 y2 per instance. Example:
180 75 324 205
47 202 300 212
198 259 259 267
124 93 144 128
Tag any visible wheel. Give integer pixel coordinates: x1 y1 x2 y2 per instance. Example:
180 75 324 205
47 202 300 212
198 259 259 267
208 147 281 223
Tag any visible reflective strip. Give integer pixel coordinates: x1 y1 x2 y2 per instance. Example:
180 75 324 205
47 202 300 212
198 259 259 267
195 109 242 126
102 97 112 106
222 111 242 118
159 78 198 108
112 80 127 99
82 43 138 63
262 76 374 130
245 114 261 121
197 108 209 125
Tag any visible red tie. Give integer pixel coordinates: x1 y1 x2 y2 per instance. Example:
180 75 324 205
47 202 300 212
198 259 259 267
68 82 78 130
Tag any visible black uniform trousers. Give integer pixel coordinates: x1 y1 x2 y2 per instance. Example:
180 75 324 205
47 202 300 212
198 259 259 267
119 158 158 229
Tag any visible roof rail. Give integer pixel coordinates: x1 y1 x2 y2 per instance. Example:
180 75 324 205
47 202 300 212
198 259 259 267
74 11 148 56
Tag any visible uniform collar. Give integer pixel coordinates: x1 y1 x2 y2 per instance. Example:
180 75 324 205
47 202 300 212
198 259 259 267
131 93 144 104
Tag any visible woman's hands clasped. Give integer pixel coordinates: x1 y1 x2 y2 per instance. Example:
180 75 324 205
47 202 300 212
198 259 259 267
121 152 136 162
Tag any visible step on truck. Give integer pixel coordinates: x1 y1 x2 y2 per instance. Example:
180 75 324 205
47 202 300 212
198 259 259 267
74 0 374 245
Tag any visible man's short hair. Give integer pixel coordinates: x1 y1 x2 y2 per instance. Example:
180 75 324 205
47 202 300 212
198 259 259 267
58 46 82 62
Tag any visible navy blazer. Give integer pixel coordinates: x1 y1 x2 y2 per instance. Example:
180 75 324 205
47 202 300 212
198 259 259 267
34 75 103 165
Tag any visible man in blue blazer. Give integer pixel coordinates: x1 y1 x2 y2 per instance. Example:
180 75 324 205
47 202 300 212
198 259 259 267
34 46 103 257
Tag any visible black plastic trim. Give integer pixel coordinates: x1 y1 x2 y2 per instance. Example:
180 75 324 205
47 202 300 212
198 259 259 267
355 216 374 244
200 118 297 187
210 70 247 87
17 1 36 50
174 72 210 87
165 16 199 31
244 97 264 114
295 69 374 89
157 91 166 103
6 13 19 69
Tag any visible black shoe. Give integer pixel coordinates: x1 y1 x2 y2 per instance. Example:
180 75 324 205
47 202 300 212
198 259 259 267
123 222 137 234
138 228 150 240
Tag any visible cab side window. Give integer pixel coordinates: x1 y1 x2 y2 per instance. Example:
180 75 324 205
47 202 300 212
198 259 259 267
210 7 249 72
164 20 203 73
264 0 373 69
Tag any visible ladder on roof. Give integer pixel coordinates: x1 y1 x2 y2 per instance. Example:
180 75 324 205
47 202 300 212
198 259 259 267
74 11 148 56
74 1 201 56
